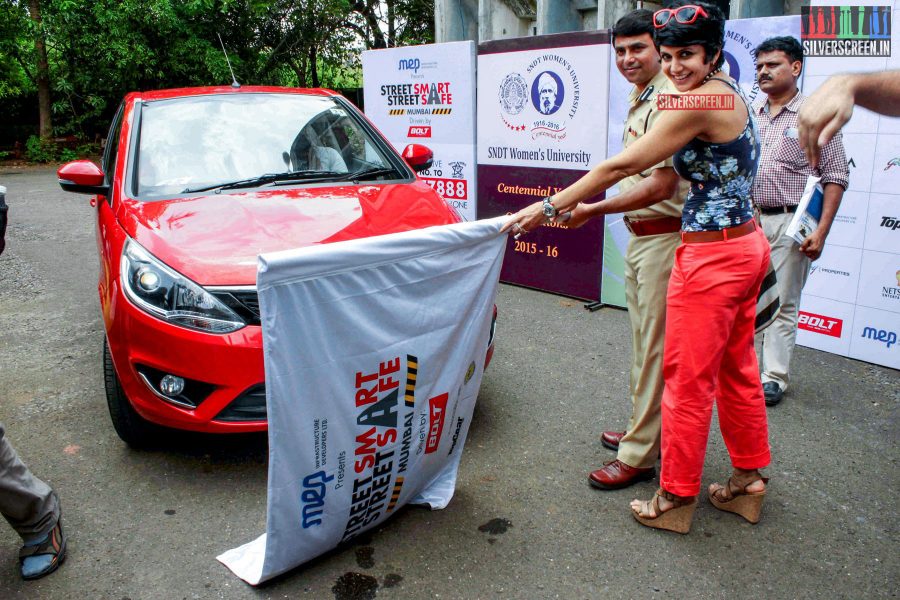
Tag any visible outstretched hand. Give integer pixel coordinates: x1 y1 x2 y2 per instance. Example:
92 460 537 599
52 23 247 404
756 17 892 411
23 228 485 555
797 75 854 169
500 200 547 237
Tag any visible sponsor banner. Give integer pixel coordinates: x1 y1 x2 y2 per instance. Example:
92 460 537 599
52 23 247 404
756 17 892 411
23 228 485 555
477 31 610 300
478 164 604 300
855 248 900 314
803 244 862 304
868 133 900 195
795 295 855 356
477 33 610 170
841 133 880 193
827 190 868 249
362 42 477 220
218 218 506 584
864 193 900 251
849 305 900 369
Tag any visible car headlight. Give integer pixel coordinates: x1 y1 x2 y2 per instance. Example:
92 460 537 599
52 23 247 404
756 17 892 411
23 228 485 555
121 239 245 333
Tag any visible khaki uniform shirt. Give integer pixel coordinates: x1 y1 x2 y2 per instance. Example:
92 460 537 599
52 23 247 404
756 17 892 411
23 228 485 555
619 70 687 220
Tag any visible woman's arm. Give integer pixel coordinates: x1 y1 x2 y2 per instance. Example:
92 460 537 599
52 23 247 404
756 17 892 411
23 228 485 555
501 101 706 233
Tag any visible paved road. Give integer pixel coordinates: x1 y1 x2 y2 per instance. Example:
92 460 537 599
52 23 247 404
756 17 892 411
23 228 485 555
0 165 897 599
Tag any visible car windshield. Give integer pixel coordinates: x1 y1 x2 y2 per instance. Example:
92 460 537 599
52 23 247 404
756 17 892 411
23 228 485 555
135 93 398 198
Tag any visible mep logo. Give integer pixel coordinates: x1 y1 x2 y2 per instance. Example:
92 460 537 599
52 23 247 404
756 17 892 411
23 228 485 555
798 311 843 337
880 216 900 231
801 6 891 57
300 470 334 529
398 58 421 73
860 326 897 349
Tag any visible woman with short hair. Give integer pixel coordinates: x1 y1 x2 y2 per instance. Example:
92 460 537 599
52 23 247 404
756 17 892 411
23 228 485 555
504 1 771 534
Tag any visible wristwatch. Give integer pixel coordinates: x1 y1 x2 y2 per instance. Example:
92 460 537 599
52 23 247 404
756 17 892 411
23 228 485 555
542 196 558 220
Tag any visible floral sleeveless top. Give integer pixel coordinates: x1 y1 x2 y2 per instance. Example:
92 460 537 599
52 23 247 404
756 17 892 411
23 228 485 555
672 78 760 232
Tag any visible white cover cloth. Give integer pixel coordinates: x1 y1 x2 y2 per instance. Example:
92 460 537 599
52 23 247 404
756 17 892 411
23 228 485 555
218 217 507 585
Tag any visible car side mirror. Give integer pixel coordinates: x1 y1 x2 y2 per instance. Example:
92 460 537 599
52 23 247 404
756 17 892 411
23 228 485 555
401 144 433 173
58 160 109 196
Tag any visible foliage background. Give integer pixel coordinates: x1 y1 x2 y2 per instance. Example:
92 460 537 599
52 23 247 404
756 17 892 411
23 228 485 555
0 0 434 158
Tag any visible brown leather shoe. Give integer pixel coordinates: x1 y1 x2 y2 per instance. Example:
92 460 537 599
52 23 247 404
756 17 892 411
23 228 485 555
601 431 625 451
589 459 655 490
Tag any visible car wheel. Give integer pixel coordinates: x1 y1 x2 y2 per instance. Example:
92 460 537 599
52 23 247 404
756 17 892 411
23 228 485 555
103 339 157 448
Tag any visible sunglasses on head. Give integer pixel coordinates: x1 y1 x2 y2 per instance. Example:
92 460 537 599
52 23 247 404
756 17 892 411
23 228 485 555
653 5 710 28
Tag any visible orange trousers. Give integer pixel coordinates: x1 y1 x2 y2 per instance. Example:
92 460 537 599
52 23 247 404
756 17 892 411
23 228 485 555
659 227 771 497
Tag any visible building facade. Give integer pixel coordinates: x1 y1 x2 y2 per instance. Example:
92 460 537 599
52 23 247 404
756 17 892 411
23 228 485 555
436 0 807 43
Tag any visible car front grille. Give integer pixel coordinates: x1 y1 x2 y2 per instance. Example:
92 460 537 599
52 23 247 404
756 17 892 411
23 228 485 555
210 288 261 326
213 384 267 422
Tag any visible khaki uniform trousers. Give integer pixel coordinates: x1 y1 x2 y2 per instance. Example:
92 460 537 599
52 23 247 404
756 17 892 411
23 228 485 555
759 211 811 392
0 422 59 542
618 230 680 469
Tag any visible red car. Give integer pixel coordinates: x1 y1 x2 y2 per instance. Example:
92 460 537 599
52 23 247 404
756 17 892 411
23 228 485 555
58 86 494 447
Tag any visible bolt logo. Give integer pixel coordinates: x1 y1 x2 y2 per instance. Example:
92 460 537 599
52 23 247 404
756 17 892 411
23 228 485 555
424 393 448 454
861 326 897 348
399 58 420 73
531 71 564 115
798 311 843 337
886 158 900 171
408 126 431 138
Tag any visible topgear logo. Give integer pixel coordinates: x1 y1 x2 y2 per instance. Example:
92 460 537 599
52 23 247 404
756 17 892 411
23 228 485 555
880 216 900 231
798 311 843 337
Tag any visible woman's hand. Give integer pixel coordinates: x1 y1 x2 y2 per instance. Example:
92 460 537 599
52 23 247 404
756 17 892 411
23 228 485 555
500 200 548 236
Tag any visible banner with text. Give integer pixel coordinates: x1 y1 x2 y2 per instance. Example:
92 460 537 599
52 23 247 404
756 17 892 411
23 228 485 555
797 12 898 370
218 218 506 584
363 42 477 220
477 31 611 300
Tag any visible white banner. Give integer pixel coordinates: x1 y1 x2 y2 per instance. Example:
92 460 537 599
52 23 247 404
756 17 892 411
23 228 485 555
477 42 610 170
362 42 478 220
218 218 507 584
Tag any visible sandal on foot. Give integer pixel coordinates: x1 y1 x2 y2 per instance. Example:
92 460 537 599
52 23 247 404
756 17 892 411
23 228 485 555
631 488 697 534
708 475 769 524
20 519 67 580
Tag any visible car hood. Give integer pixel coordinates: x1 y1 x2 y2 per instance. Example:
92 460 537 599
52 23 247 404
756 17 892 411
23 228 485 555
116 181 459 285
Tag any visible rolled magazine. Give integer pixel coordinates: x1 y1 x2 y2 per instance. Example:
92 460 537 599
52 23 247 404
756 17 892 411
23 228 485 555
784 175 823 244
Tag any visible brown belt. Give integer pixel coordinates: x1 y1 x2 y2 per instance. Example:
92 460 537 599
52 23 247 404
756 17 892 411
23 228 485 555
623 216 682 237
681 219 758 243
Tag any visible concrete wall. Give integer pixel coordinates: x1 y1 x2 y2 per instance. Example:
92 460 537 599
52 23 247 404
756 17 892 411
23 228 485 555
435 0 799 44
